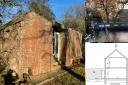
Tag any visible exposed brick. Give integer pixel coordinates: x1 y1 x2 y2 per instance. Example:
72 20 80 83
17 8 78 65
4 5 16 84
0 12 83 78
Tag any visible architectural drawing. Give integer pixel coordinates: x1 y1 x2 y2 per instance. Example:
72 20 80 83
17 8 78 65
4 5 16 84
86 43 128 85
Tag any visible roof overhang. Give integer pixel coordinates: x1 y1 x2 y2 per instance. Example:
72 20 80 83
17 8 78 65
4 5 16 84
52 22 67 32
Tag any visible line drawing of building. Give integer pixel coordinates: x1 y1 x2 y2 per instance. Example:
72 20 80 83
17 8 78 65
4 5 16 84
86 43 128 85
104 44 128 85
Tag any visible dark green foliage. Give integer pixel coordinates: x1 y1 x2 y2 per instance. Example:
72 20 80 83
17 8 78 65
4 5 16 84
0 0 15 7
29 0 55 22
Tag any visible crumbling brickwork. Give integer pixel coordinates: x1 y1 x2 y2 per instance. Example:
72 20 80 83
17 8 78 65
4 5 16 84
65 29 82 67
0 12 83 78
0 12 53 76
59 29 82 67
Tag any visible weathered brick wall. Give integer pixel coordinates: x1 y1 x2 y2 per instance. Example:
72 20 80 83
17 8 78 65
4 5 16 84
58 29 82 67
0 22 21 73
63 29 82 67
1 12 53 76
0 12 82 78
19 12 52 76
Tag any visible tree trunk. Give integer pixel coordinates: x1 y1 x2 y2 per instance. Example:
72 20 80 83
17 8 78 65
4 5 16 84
105 9 109 23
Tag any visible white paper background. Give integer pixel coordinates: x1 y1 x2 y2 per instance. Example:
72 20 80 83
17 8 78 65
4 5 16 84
85 43 128 85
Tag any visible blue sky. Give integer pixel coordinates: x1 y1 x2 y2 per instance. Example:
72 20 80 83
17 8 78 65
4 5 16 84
3 0 84 23
48 0 84 22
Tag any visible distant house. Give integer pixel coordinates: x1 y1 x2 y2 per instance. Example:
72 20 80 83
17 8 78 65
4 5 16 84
119 9 128 22
0 12 82 78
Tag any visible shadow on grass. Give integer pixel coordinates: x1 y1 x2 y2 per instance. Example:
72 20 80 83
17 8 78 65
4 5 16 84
61 66 85 82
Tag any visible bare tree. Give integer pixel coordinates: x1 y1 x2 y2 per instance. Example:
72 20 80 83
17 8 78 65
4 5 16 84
62 4 85 33
0 0 17 23
0 0 29 24
86 0 128 23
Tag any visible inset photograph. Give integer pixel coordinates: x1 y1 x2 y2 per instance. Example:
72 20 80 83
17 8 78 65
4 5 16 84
85 0 128 42
0 0 85 85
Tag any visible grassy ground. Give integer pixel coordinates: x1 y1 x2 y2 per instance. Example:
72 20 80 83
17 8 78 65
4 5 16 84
42 64 85 85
